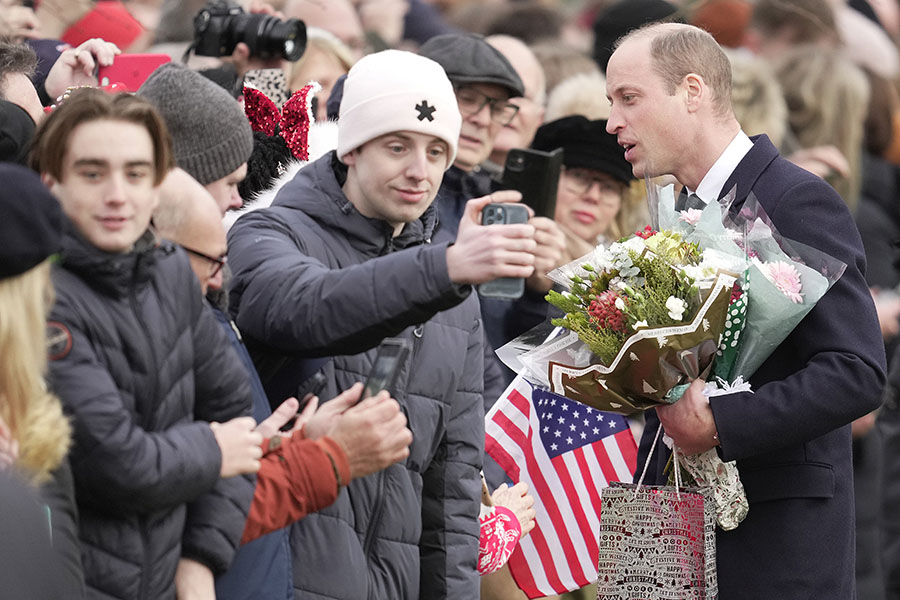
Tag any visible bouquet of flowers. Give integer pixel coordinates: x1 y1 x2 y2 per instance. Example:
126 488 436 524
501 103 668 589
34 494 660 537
498 184 846 530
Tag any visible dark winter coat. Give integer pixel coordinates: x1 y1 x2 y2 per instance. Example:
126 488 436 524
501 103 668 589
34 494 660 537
227 152 485 600
638 135 886 599
48 224 255 600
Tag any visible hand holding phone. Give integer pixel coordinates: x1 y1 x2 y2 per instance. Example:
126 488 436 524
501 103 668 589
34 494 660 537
478 203 531 299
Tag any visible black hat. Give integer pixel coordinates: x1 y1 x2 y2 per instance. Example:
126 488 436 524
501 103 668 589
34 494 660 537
0 163 64 279
418 33 525 98
532 116 634 184
0 100 36 165
592 0 680 73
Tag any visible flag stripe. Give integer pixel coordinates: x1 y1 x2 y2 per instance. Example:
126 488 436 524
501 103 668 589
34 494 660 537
486 376 638 597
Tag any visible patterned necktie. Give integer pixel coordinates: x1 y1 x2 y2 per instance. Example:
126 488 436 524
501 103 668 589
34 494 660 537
676 189 706 211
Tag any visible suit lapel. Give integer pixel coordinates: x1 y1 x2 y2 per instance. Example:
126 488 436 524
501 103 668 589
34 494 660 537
718 134 780 207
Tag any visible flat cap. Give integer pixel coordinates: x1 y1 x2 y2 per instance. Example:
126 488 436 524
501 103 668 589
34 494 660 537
532 116 634 184
0 163 63 279
418 33 524 98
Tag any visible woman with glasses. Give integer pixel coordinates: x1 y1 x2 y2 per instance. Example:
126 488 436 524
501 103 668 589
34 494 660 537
531 115 636 264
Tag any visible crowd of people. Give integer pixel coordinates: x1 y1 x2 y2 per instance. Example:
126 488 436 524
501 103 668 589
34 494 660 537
0 0 899 599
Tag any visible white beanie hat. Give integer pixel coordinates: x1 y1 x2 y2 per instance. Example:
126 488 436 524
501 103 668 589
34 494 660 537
337 50 461 168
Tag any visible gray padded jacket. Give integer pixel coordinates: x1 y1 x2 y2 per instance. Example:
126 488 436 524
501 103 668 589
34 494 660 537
227 152 484 599
49 225 255 600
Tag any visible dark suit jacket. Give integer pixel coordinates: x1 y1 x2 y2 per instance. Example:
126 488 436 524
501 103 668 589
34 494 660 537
636 135 886 599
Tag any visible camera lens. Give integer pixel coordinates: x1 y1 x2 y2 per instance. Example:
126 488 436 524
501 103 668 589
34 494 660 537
238 13 306 61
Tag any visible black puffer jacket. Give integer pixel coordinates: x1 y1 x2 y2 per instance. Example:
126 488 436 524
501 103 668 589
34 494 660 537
48 225 255 600
227 152 484 600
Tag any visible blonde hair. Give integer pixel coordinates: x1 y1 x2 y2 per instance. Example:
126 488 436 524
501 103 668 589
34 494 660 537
774 45 870 211
545 72 610 122
287 27 355 92
0 260 70 484
726 48 788 147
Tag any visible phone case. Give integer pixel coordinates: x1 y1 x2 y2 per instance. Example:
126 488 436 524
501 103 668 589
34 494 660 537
97 54 171 92
479 203 530 299
363 338 411 399
501 147 563 219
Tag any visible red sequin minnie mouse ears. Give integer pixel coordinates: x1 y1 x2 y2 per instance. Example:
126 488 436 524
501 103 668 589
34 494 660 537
242 81 321 161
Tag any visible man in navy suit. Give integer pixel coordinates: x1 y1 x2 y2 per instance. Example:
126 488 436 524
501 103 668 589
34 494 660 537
605 23 886 598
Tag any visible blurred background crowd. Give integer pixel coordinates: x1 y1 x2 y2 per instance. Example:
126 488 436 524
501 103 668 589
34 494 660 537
4 0 900 598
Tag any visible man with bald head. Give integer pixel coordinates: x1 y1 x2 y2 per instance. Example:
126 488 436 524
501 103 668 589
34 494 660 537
154 169 413 600
485 35 546 174
606 22 885 599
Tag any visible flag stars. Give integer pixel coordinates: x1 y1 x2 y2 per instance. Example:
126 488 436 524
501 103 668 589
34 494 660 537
554 430 561 438
593 427 600 435
608 421 617 428
562 404 568 411
550 399 556 406
583 418 590 426
580 432 587 439
566 437 573 445
573 411 579 419
597 414 604 421
543 426 549 433
558 416 565 424
569 424 576 431
550 443 558 451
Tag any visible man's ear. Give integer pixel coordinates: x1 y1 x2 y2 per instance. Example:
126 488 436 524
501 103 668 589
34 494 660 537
684 73 705 113
342 149 357 167
41 172 58 191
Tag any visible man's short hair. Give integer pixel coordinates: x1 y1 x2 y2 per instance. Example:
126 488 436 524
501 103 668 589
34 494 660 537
618 23 733 117
0 38 37 98
30 89 174 185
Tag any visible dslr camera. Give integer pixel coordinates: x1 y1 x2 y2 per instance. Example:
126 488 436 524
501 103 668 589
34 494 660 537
193 0 307 61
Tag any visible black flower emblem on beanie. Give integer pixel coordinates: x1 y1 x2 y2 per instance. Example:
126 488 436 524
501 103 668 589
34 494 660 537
416 100 436 122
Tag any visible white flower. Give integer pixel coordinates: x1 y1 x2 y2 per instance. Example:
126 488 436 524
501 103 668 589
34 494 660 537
633 320 648 330
614 297 626 311
666 296 687 321
622 236 646 253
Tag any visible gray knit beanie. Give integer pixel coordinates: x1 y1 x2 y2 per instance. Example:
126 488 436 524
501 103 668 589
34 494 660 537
138 63 253 185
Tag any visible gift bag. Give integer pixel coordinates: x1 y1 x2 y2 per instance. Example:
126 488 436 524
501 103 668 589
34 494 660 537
596 431 718 599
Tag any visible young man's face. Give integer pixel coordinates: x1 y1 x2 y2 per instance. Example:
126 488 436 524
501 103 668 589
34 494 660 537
343 131 449 235
204 162 247 216
605 36 689 181
46 118 159 253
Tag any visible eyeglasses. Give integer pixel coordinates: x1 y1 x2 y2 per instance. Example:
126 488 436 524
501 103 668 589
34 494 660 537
562 167 625 198
455 86 520 126
182 246 227 278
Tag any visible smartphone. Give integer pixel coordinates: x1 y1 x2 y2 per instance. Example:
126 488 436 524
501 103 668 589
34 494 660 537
478 203 530 299
97 54 171 92
500 147 563 219
362 338 411 400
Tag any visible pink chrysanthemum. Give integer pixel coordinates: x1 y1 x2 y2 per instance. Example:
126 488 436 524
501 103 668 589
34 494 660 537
588 290 627 333
761 261 803 303
678 209 703 226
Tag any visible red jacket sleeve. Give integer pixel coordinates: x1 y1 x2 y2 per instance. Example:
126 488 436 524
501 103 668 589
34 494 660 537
241 435 350 544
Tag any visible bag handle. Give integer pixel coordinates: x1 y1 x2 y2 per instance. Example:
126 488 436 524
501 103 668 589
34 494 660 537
634 423 681 500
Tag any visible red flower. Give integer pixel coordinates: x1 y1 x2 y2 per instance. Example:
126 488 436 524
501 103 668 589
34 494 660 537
588 290 627 333
635 225 657 239
730 282 743 304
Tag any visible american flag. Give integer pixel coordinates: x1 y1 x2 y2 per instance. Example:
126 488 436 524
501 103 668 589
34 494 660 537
485 376 638 598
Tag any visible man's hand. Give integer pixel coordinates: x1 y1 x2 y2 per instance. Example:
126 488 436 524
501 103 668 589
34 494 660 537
255 394 319 439
210 416 263 477
0 414 19 471
44 38 122 100
786 145 850 181
174 557 215 600
490 482 536 538
329 389 413 480
34 0 93 39
446 191 536 285
302 383 365 441
525 216 567 293
655 378 719 455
